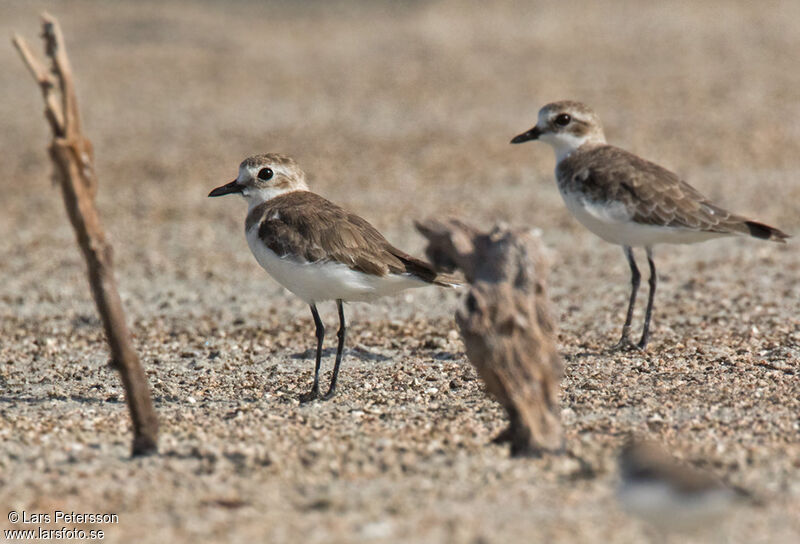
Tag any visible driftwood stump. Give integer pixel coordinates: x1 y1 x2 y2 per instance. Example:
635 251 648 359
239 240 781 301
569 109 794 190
13 14 159 456
416 218 562 456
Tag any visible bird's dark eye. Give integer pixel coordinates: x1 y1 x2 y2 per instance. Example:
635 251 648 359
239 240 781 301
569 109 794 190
554 113 571 127
257 167 274 181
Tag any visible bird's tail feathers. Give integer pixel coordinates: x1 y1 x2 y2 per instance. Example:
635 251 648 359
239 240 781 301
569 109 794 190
743 220 789 243
392 250 463 288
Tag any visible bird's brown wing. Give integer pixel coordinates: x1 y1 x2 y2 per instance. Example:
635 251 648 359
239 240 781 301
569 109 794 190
568 146 788 241
254 191 447 282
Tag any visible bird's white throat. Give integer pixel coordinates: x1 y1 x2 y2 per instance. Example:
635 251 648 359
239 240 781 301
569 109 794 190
243 185 298 211
540 131 603 163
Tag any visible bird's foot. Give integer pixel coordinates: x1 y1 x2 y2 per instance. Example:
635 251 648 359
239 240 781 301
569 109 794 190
320 385 337 401
299 386 320 404
609 336 643 353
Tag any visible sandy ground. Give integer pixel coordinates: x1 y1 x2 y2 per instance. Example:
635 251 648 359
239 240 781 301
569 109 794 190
1 1 799 542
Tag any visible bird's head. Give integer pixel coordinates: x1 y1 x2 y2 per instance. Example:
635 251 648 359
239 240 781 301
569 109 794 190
208 153 309 207
511 100 606 161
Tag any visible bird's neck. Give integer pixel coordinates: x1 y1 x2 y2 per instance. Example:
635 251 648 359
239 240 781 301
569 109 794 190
244 184 309 212
551 136 605 164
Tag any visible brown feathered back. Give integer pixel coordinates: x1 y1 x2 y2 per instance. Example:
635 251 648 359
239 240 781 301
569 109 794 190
557 145 789 242
246 191 456 285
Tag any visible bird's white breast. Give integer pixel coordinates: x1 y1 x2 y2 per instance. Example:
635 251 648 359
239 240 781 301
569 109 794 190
245 225 424 303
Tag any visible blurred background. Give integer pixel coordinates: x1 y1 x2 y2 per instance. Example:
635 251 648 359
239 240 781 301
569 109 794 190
1 1 798 543
2 0 799 310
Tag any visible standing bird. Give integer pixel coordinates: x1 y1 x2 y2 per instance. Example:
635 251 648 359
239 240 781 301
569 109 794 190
511 101 788 350
209 154 457 401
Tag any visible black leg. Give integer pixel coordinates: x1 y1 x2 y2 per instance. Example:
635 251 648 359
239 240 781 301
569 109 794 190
638 247 657 349
613 246 640 350
299 304 324 403
321 299 346 400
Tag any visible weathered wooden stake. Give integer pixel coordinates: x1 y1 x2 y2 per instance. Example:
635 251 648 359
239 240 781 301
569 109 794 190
13 13 159 456
417 218 563 456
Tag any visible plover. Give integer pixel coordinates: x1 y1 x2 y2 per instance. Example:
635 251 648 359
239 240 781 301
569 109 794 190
209 153 457 401
511 101 788 349
617 438 747 534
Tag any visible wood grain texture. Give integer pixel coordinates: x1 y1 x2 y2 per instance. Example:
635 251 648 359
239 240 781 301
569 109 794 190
13 13 159 456
418 218 563 456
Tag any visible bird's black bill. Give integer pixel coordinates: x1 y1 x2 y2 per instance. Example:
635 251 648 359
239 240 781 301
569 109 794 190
510 126 542 144
208 180 243 197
